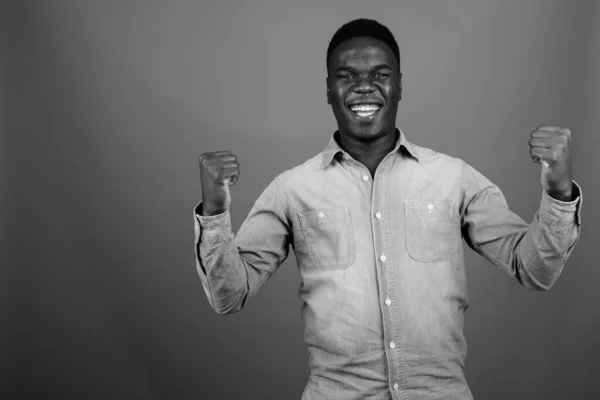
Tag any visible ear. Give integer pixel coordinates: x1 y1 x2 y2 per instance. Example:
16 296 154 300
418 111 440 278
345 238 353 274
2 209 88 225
397 72 403 102
326 77 332 104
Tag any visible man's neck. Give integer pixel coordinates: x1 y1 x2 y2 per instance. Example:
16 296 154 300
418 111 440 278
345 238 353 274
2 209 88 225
337 129 399 177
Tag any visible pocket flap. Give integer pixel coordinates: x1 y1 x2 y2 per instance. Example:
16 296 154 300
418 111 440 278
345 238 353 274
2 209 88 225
404 200 455 220
298 207 351 228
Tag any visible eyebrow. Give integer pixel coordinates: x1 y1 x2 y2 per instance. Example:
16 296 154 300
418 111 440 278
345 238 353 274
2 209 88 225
335 63 393 73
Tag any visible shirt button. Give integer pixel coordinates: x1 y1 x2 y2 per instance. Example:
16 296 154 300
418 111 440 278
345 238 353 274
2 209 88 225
380 254 387 262
389 341 396 349
318 212 325 219
385 298 392 306
362 175 369 181
428 203 434 211
393 383 399 391
375 212 382 220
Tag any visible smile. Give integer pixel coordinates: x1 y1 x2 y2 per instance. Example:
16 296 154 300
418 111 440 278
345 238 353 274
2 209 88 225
348 104 382 119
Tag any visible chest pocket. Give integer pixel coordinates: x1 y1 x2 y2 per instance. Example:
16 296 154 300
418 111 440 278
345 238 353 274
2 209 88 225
404 200 460 263
298 207 356 269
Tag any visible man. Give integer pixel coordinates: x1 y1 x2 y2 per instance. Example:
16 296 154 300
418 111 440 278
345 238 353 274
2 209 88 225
194 18 582 399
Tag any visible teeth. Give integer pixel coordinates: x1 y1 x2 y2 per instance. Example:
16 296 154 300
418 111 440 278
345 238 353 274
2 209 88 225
356 111 375 117
350 104 381 112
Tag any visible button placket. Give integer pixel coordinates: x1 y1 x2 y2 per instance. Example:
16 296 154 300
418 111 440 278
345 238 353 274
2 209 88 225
369 155 406 397
383 158 408 396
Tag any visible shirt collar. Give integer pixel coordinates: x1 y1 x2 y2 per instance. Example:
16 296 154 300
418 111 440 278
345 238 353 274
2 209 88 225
320 128 420 170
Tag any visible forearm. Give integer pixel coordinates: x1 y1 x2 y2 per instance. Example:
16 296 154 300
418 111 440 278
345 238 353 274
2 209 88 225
514 182 582 290
195 207 250 314
193 176 291 314
197 234 250 315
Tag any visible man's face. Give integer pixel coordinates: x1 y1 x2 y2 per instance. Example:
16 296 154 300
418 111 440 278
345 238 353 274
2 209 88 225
327 36 402 142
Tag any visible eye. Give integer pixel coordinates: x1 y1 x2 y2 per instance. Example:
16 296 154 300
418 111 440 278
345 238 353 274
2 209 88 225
338 74 354 80
374 73 389 79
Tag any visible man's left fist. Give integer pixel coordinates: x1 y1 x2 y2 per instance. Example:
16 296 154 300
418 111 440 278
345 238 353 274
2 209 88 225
529 125 573 201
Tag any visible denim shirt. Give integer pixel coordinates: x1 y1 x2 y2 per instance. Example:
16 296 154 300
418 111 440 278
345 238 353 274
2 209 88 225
194 129 582 400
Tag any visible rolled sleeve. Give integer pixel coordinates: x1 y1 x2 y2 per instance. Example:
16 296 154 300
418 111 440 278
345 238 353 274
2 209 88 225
194 204 234 245
193 203 235 309
538 181 583 228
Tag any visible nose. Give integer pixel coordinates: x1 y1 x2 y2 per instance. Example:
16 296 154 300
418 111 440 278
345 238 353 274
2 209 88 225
352 77 376 94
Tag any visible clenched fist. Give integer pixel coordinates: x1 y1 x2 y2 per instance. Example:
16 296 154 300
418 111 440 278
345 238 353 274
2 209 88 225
198 151 240 216
529 125 573 201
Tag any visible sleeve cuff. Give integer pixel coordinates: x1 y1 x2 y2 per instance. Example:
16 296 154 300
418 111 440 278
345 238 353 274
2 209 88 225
538 181 582 227
194 202 233 243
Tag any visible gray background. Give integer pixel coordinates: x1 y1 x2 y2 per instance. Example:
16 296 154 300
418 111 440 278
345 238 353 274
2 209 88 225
2 1 599 399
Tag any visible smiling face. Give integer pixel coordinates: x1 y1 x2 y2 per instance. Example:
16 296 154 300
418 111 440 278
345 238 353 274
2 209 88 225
327 36 402 142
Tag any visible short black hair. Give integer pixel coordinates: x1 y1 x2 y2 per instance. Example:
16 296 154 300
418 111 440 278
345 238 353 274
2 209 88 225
326 18 400 74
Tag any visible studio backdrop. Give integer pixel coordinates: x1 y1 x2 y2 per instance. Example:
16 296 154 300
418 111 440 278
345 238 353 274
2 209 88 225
3 1 599 399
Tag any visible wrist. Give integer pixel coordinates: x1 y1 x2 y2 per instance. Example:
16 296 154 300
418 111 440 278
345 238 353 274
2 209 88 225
200 202 227 216
546 182 573 202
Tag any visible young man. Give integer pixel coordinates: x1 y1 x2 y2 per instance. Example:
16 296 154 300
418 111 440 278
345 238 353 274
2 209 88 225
194 18 582 400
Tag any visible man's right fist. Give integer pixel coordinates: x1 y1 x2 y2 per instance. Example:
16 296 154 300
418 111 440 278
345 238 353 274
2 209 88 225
198 151 240 216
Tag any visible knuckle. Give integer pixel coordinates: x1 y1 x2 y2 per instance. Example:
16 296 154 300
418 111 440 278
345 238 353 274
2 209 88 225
207 164 218 174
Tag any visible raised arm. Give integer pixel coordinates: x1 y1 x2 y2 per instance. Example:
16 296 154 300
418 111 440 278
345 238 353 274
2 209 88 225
195 152 291 314
460 125 582 290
